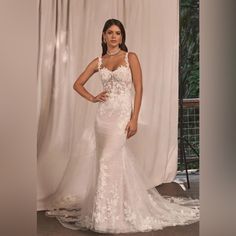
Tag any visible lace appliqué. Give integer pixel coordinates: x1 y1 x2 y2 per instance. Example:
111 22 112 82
97 53 133 131
123 201 160 231
92 158 120 225
122 191 200 231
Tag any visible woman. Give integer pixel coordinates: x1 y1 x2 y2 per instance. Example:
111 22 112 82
73 20 141 140
46 19 199 233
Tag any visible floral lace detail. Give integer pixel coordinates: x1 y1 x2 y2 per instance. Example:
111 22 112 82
124 201 159 231
97 53 133 131
45 52 200 233
47 195 81 210
92 157 120 225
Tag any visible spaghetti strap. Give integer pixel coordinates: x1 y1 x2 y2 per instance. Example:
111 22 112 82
46 49 199 233
98 56 102 71
125 52 129 67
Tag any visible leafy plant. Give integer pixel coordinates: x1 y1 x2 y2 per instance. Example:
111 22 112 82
179 0 199 98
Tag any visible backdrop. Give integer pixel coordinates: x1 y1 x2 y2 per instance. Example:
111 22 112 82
37 0 179 210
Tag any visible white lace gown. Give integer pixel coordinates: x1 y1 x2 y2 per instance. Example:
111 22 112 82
46 52 200 233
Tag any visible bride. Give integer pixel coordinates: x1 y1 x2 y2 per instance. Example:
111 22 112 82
46 18 199 233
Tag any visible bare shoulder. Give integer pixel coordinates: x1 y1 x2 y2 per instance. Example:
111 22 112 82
89 56 100 67
128 51 137 56
128 52 141 66
85 56 100 73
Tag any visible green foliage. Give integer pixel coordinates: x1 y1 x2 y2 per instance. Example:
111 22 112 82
179 0 199 98
178 161 199 171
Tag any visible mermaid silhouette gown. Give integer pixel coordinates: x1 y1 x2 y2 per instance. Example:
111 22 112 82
46 52 199 233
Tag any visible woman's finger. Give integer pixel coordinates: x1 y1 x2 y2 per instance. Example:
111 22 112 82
128 130 132 135
101 93 109 99
101 95 107 99
128 130 137 137
130 129 137 133
98 98 104 102
128 132 136 138
101 91 108 95
125 124 130 131
98 95 106 101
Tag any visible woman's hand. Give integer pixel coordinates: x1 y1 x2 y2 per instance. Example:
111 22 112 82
125 119 138 139
92 91 109 103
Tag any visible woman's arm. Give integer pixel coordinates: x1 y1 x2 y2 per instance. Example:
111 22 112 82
73 58 108 103
125 52 143 139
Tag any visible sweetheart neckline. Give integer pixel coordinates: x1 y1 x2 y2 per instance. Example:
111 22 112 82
100 65 130 73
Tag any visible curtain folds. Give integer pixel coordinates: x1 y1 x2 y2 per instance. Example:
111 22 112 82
37 0 179 210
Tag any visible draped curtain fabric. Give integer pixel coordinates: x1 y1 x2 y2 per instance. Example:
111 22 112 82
37 0 179 210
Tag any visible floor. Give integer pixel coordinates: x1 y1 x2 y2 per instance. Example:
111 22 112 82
37 174 199 236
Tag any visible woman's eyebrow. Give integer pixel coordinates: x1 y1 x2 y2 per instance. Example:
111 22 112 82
107 30 121 33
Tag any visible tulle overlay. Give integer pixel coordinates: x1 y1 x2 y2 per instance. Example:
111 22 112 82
45 52 199 233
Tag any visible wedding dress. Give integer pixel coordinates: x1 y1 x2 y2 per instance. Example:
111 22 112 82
46 52 199 233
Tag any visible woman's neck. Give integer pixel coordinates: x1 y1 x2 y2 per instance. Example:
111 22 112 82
107 46 120 54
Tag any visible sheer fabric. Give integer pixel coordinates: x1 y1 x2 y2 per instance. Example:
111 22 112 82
38 0 181 212
45 52 199 233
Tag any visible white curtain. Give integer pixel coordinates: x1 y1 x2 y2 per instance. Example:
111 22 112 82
37 0 179 210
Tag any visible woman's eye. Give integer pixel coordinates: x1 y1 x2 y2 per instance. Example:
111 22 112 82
107 31 120 35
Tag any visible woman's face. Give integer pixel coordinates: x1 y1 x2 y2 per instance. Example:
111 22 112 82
103 25 122 47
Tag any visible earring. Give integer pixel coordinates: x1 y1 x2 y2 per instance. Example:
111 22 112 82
103 38 106 44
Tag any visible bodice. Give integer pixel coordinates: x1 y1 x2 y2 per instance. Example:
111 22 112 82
98 52 133 99
96 52 133 128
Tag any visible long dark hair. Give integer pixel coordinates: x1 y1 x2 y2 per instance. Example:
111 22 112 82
101 19 128 56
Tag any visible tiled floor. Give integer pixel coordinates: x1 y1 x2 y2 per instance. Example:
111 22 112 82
37 174 199 236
